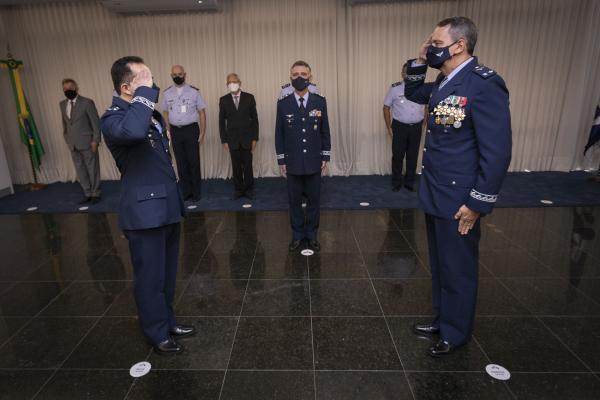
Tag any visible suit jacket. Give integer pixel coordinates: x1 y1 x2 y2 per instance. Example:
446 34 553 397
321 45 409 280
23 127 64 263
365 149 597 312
275 92 331 175
60 95 101 151
219 91 259 150
100 87 185 231
404 57 512 218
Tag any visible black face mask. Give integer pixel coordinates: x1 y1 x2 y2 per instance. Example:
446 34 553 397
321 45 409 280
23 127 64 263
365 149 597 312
291 76 309 91
64 90 77 100
172 76 185 85
426 40 458 69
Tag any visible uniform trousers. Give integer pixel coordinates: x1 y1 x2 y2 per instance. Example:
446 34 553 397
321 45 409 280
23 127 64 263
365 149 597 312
287 172 321 241
391 119 422 187
171 123 201 199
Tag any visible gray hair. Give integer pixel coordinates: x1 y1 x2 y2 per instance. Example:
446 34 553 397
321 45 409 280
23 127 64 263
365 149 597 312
437 16 478 54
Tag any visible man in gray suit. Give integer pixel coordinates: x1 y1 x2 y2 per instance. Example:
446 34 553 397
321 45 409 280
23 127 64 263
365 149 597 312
60 78 102 204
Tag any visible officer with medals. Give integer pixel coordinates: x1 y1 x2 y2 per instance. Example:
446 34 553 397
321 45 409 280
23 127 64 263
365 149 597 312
404 17 512 357
101 56 194 355
275 60 331 252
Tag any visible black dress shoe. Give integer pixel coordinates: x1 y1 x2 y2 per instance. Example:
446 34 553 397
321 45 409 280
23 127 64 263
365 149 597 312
184 194 193 201
79 196 91 204
153 338 183 355
170 324 196 338
404 184 416 192
289 240 302 252
413 323 440 335
428 340 457 357
392 186 401 192
90 196 101 204
308 239 320 252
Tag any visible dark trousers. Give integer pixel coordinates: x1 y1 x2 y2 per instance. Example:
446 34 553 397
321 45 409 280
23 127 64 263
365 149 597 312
287 172 321 241
230 147 254 194
124 223 180 344
425 213 480 346
392 119 422 187
172 123 201 199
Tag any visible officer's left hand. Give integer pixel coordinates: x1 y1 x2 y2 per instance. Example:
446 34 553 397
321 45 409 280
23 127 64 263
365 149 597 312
90 141 98 153
198 133 205 144
321 161 328 175
251 140 257 152
454 205 480 235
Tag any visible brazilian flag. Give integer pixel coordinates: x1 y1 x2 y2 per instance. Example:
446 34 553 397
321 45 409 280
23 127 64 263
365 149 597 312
0 57 45 173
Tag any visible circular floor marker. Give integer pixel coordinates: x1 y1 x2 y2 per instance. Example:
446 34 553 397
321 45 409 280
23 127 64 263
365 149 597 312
301 249 314 256
187 205 197 210
79 206 89 211
485 364 510 381
359 202 370 207
524 169 531 172
242 204 252 208
129 361 151 378
540 199 554 205
26 206 38 212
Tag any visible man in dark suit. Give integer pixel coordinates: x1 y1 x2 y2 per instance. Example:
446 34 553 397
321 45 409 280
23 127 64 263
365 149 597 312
101 56 194 355
59 78 102 204
219 73 259 199
405 17 512 357
275 60 331 252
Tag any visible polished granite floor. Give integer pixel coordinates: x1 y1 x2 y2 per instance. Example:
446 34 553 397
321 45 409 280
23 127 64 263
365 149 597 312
0 207 599 399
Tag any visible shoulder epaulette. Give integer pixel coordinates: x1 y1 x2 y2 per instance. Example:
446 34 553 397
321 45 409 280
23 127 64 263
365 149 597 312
106 106 120 111
391 81 402 87
281 83 291 89
278 92 293 101
190 85 199 90
311 92 325 100
472 65 497 79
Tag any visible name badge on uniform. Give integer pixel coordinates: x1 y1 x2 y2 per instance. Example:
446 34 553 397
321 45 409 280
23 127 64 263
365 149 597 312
180 105 187 113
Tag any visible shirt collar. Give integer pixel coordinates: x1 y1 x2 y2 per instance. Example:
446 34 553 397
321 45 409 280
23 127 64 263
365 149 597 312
444 57 474 84
294 91 309 104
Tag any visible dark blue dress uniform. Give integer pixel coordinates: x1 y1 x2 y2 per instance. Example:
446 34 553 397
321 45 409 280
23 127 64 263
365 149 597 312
101 86 185 345
405 57 512 346
275 92 331 241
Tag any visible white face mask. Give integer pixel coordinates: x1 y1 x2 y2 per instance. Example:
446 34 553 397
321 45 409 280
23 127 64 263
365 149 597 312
228 82 240 93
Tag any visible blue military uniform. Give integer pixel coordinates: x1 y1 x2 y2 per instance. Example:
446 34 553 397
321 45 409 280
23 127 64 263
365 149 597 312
101 86 185 345
405 57 512 346
275 91 331 241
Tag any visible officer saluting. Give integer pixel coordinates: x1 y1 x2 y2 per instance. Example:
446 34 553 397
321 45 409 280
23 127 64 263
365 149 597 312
276 60 331 252
278 79 319 100
162 65 207 202
405 17 512 357
101 56 194 355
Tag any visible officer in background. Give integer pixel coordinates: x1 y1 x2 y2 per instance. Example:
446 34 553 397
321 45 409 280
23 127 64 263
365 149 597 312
162 65 206 202
383 63 425 192
279 79 319 100
101 56 194 355
405 17 512 357
276 60 331 252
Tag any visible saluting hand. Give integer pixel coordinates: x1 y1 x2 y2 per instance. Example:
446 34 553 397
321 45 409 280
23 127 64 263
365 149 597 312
130 65 153 93
454 205 480 236
417 36 432 65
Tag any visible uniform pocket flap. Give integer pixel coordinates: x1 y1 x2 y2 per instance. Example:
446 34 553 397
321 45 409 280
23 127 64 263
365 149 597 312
136 184 167 201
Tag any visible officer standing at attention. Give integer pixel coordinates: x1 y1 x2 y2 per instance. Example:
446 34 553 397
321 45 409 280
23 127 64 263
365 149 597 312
275 60 331 252
279 77 319 100
383 63 425 192
405 17 512 357
101 56 194 355
162 65 207 202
